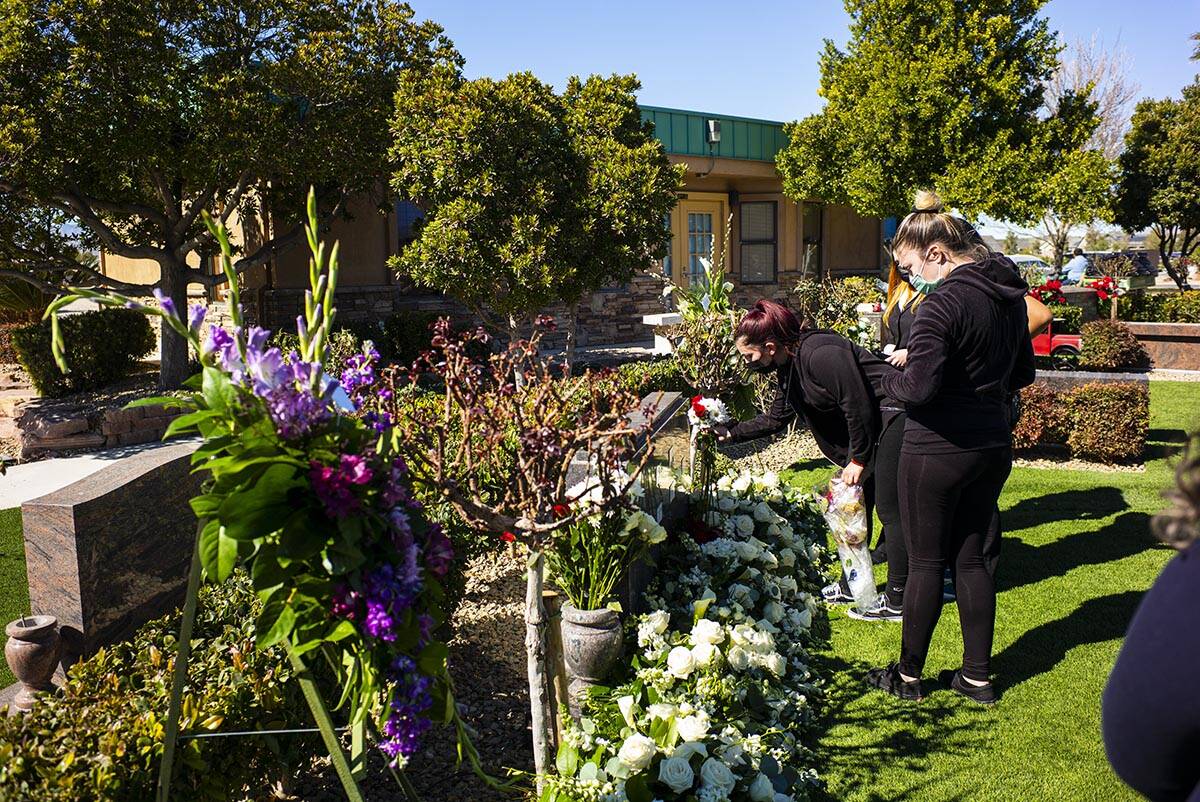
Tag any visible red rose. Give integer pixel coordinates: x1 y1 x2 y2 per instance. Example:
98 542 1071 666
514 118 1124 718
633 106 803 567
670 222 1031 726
500 531 516 543
691 395 707 417
551 504 570 519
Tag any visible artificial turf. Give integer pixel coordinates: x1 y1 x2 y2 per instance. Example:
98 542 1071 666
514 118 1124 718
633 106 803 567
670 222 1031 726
0 507 30 688
784 380 1198 802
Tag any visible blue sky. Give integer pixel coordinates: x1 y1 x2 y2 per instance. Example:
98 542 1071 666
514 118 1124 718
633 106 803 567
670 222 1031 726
407 0 1200 122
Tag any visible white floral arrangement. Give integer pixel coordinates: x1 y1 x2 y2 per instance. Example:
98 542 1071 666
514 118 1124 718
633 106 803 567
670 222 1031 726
540 468 829 802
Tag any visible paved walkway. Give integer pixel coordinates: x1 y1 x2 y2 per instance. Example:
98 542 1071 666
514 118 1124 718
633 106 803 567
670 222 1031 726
0 437 197 510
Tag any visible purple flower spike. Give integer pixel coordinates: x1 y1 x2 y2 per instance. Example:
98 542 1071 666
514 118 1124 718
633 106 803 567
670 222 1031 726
187 304 206 334
153 288 177 318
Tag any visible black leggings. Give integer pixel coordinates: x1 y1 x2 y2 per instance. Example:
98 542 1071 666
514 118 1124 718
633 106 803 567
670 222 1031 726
898 447 1012 682
874 413 906 605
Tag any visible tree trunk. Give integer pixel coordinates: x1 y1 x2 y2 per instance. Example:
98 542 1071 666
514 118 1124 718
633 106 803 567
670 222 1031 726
1157 226 1191 292
563 302 579 374
524 549 555 790
158 262 191 390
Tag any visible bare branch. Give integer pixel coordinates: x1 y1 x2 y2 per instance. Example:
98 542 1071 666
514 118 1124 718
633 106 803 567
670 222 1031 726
1044 35 1140 159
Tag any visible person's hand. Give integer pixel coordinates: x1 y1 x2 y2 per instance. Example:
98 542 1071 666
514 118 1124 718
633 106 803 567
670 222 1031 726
713 424 733 443
841 461 864 486
886 348 909 367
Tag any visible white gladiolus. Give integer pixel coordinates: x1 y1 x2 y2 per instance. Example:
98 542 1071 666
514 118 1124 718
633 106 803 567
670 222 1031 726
672 741 709 761
618 733 657 771
732 474 752 493
667 645 696 678
658 756 695 793
691 618 725 645
676 711 710 742
716 475 733 491
749 773 776 801
700 757 737 796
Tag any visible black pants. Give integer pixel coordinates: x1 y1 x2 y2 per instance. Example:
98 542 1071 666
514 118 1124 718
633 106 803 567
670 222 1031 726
874 413 907 606
898 446 1012 682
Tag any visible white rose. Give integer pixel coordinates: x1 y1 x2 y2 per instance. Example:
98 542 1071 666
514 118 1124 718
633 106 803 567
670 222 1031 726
672 741 708 760
729 623 754 646
763 601 785 624
645 610 669 635
648 702 677 722
749 629 776 652
765 652 787 677
700 757 737 796
749 773 776 802
734 515 755 536
691 618 725 646
618 695 637 728
752 501 774 522
795 608 812 629
618 733 657 771
667 646 696 678
733 539 761 562
676 711 710 742
732 474 752 493
727 645 750 671
658 756 695 793
692 642 720 667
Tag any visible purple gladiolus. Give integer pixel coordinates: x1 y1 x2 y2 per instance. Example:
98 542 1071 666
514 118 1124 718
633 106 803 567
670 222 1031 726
187 304 206 334
153 288 177 318
379 655 434 766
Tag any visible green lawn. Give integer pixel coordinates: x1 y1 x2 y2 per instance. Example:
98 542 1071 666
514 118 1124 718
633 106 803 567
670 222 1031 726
0 507 30 688
785 381 1198 802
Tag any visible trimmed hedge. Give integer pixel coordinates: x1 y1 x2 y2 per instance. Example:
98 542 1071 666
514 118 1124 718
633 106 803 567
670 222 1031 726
1013 381 1149 463
1118 290 1200 324
0 574 316 801
12 309 155 397
1079 320 1149 371
1047 303 1082 334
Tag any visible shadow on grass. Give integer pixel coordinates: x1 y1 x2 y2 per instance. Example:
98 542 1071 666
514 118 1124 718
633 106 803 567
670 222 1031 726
809 653 990 802
992 589 1142 689
1146 427 1190 462
996 511 1160 594
1002 486 1128 533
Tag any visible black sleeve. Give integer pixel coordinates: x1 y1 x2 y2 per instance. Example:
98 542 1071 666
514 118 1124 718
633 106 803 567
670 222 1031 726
882 292 956 406
725 377 795 443
1010 330 1036 391
809 344 878 467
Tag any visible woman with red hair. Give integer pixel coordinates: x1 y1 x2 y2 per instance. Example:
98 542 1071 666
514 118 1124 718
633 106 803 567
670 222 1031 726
719 298 899 604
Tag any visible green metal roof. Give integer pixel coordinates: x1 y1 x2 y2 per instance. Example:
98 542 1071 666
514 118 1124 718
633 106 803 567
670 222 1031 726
639 105 789 163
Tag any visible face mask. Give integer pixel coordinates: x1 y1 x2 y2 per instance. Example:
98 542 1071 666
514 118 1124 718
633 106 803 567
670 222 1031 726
745 357 776 374
907 256 942 295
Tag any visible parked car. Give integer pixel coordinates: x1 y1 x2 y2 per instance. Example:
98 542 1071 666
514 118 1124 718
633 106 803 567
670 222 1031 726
1008 254 1057 282
1032 316 1082 370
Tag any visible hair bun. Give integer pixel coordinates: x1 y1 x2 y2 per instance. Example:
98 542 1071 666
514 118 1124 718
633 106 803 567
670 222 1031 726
912 189 944 213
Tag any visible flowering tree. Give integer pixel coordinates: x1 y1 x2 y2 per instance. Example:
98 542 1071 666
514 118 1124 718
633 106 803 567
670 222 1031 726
45 192 478 798
389 317 654 784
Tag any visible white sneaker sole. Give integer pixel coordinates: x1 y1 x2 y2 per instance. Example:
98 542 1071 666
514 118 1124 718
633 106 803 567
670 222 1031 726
846 609 903 622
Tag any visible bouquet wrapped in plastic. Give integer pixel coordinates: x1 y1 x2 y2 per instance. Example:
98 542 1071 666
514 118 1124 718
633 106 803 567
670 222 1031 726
819 473 877 610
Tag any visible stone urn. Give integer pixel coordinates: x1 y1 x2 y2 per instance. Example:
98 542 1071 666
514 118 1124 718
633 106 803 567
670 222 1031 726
4 615 61 713
559 603 623 718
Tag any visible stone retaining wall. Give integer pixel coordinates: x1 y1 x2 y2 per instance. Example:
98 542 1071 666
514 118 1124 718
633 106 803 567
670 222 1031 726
1125 322 1200 371
16 396 179 458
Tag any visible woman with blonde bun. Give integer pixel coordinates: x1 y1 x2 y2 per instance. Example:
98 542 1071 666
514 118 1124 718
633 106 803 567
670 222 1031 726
864 190 1035 704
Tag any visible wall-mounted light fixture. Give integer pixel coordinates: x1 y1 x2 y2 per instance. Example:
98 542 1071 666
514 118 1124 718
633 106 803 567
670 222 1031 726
706 119 722 145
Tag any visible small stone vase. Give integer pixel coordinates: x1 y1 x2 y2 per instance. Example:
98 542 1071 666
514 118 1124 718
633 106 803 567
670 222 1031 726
559 603 623 719
5 615 61 713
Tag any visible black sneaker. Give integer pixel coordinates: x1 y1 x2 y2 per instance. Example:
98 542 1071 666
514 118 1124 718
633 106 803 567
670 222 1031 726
865 664 924 701
821 582 855 605
938 669 998 705
846 595 902 622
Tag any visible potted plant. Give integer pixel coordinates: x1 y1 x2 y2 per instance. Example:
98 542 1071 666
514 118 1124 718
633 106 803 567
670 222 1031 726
546 504 667 715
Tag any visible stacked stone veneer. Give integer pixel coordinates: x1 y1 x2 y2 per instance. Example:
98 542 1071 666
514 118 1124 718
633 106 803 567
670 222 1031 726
16 400 179 458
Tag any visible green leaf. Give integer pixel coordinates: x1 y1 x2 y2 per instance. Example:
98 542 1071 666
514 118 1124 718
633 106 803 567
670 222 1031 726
417 641 450 677
256 593 296 648
555 743 579 777
201 366 237 413
277 510 329 560
217 464 302 541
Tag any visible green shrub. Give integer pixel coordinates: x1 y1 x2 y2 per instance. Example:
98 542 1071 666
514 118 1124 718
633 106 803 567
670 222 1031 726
1047 304 1082 334
1117 290 1167 323
1162 291 1200 323
792 275 882 341
1012 383 1066 450
1061 382 1149 463
1079 320 1148 371
0 574 316 801
611 358 691 397
270 326 365 378
12 309 155 397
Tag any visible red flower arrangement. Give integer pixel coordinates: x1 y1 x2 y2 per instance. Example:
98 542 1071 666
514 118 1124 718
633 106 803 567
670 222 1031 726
1092 275 1121 302
1033 279 1066 305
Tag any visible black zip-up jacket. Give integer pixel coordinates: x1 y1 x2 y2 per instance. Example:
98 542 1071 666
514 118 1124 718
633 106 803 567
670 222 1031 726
725 329 882 468
881 253 1036 453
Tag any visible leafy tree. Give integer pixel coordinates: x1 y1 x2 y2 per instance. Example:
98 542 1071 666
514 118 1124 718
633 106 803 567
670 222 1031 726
1003 231 1021 253
0 0 458 387
1113 83 1200 290
390 68 684 341
778 0 1062 219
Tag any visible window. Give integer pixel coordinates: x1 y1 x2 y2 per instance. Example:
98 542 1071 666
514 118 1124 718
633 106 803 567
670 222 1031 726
661 213 673 278
395 200 424 244
740 201 777 284
802 202 824 278
687 211 714 286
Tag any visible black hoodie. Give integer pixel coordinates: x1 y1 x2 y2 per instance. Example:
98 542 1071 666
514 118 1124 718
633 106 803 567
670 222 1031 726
881 253 1035 453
